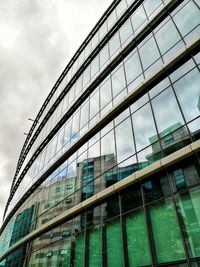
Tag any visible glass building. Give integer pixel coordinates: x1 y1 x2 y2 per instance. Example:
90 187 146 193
0 0 200 266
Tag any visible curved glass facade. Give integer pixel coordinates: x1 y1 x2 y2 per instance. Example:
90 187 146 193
0 0 200 266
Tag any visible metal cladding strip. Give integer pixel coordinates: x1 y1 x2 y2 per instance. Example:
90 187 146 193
12 0 143 186
9 0 182 199
2 36 200 232
0 139 200 262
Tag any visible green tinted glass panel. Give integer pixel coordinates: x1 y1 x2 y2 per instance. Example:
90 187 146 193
125 211 151 267
60 243 71 267
150 200 185 262
74 234 84 267
89 228 101 267
106 220 122 267
176 187 200 257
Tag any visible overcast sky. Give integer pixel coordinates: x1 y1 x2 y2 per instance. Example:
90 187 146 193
0 0 112 226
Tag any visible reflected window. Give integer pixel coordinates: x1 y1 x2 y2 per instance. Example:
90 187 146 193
142 173 170 203
121 183 142 212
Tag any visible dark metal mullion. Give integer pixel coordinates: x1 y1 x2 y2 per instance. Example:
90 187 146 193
166 169 192 266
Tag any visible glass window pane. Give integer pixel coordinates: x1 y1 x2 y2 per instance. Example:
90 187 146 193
92 32 99 50
106 220 122 267
155 19 181 55
119 19 133 45
173 68 200 122
132 103 157 151
152 87 184 135
125 210 151 267
101 130 115 158
82 66 90 88
91 55 99 78
74 234 84 267
109 31 121 57
90 89 99 120
131 5 147 31
88 228 101 267
150 200 185 263
116 0 127 18
99 21 107 40
143 0 163 17
100 44 109 68
107 9 117 29
169 157 200 192
115 117 135 163
124 51 142 85
142 172 170 203
139 36 160 70
121 183 142 212
111 65 126 98
173 1 200 37
71 110 80 139
80 101 89 129
100 78 112 109
176 186 200 258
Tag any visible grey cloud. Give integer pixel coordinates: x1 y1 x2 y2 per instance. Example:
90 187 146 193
0 0 112 226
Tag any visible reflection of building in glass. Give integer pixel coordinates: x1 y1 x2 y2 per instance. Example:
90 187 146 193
1 0 200 266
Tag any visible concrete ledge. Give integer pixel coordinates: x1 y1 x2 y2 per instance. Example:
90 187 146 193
161 145 193 167
191 139 200 152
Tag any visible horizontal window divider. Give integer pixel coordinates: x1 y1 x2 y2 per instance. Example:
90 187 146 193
0 139 199 263
2 36 200 235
